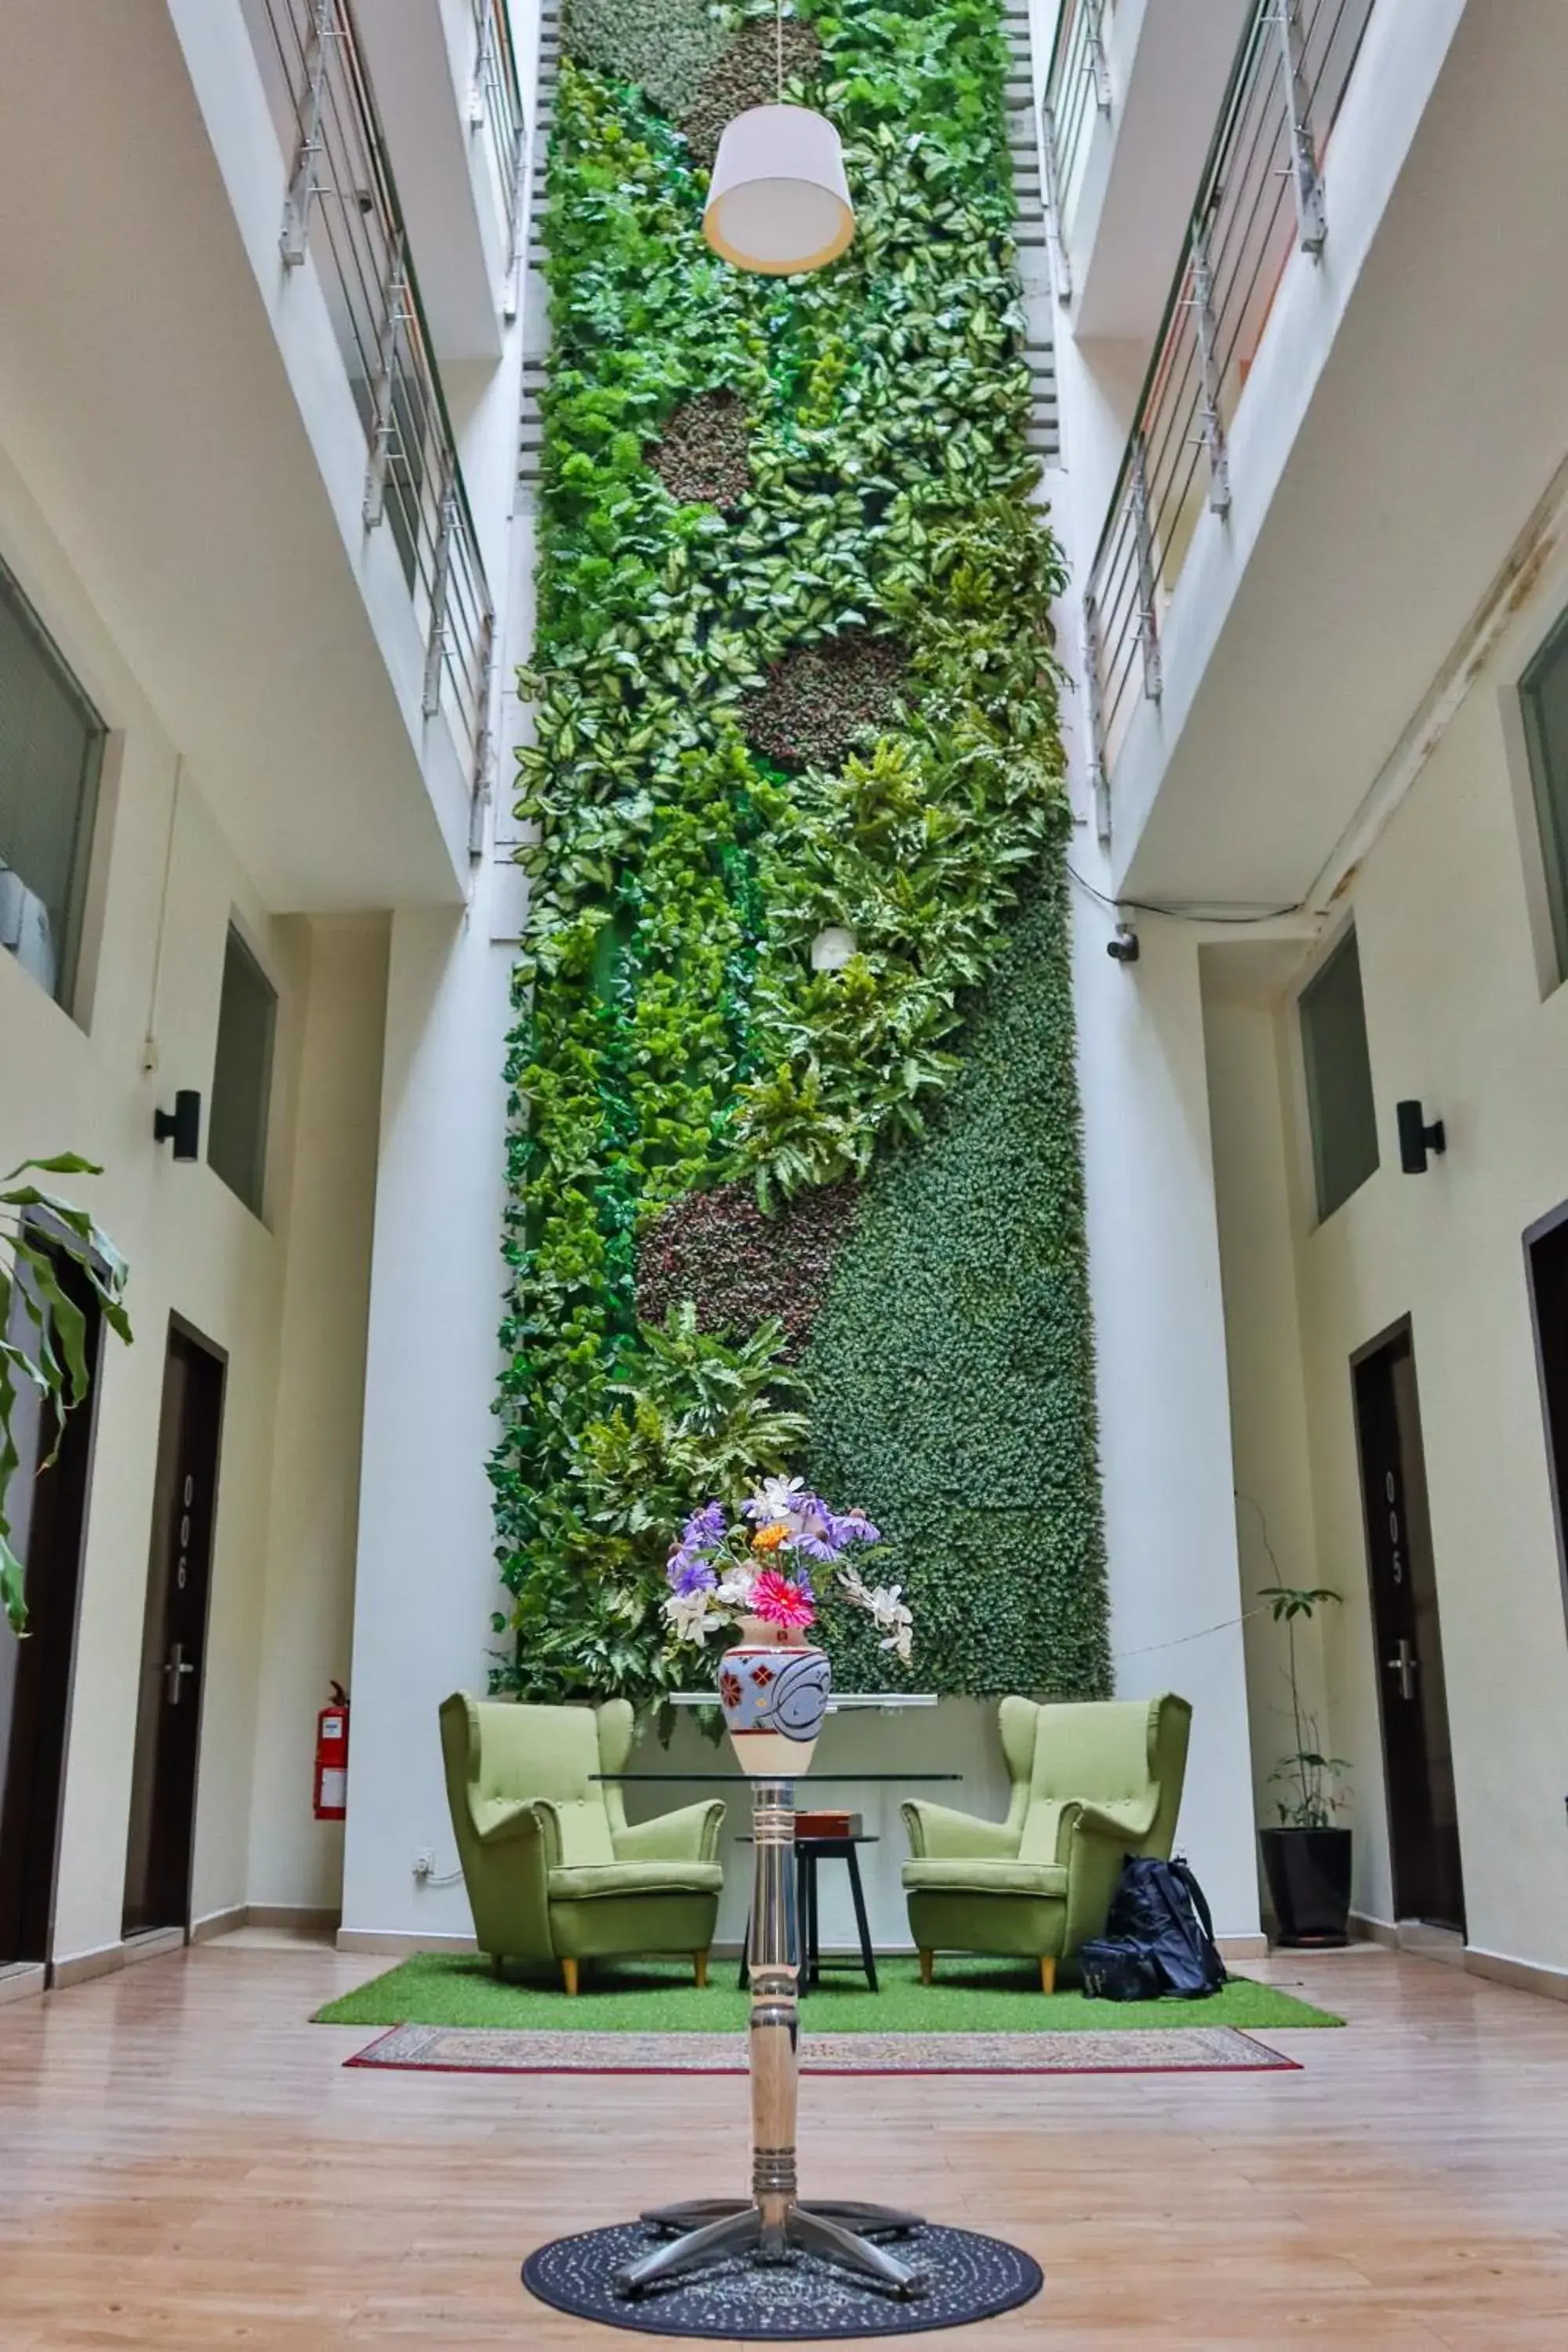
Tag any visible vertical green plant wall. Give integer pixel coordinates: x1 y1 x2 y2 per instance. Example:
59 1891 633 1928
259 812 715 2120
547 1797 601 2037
492 0 1110 1705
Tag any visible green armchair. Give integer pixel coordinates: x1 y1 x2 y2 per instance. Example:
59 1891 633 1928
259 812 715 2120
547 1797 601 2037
439 1693 726 1992
902 1693 1192 1992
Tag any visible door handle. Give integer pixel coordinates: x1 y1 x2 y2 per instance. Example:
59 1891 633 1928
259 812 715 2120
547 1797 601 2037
162 1641 197 1706
1385 1638 1419 1701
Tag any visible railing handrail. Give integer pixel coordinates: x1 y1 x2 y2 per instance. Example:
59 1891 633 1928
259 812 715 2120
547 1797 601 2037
1084 2 1270 594
344 7 492 586
1039 0 1113 308
1080 0 1378 833
256 0 495 809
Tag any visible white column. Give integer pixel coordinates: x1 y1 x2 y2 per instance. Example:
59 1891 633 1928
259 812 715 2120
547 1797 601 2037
340 891 517 1941
1073 899 1262 1940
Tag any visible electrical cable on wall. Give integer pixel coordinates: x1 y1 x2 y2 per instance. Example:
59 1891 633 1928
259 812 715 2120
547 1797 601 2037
1067 862 1307 927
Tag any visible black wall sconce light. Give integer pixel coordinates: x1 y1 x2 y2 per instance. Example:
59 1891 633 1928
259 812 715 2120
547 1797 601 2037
1396 1098 1446 1174
154 1089 202 1162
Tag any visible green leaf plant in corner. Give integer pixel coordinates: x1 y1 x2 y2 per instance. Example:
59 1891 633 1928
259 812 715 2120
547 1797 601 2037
0 1155 132 1632
1259 1584 1350 1829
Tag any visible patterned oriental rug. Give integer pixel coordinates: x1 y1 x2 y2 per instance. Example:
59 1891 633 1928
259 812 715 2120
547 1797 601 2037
347 2023 1298 2075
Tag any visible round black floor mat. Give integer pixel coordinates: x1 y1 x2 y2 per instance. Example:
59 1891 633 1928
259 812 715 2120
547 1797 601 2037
521 2220 1043 2339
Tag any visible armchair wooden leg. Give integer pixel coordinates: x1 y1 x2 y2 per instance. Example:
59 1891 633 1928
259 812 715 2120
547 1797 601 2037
491 1954 505 1978
561 1958 579 1997
694 1951 709 1989
1040 1957 1057 1997
918 1949 934 1987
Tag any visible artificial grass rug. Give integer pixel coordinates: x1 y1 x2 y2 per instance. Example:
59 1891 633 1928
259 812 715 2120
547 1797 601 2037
314 1952 1341 2034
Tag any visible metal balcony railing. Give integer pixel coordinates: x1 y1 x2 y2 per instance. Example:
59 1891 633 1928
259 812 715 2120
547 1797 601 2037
1040 0 1112 307
469 0 528 317
1081 0 1377 839
254 0 497 828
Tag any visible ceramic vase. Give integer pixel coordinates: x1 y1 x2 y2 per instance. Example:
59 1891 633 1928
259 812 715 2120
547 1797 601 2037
717 1616 832 1777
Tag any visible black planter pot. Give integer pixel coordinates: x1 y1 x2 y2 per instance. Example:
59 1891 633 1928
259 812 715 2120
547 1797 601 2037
1260 1825 1353 1948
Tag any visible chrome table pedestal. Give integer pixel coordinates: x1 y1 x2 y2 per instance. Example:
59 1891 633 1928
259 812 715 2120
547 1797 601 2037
615 1777 927 2300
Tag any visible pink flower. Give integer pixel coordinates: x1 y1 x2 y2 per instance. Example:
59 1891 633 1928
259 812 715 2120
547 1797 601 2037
750 1570 816 1632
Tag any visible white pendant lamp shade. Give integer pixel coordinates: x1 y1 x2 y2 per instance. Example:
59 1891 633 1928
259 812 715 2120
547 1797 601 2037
703 105 855 276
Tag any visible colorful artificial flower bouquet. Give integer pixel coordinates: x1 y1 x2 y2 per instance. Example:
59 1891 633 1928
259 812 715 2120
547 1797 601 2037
663 1476 914 1665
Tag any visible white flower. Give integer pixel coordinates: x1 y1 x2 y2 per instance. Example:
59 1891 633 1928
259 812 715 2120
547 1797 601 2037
743 1475 807 1526
665 1590 720 1645
715 1566 758 1610
838 1566 913 1662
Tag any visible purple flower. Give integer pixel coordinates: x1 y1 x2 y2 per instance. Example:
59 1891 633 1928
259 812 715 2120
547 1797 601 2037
681 1501 728 1549
668 1555 718 1597
786 1530 840 1564
828 1509 880 1547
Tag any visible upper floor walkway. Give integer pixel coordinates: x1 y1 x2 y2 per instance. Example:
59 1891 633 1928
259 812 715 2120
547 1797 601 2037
1041 0 1568 913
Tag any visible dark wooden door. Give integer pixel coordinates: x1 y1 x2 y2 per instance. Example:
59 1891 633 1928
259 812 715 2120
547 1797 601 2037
122 1324 224 1938
1352 1326 1465 1933
0 1248 100 1966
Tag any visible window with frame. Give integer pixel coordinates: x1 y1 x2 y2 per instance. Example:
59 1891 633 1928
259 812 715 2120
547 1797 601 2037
208 927 278 1219
0 557 106 1010
1300 926 1380 1221
1519 608 1568 982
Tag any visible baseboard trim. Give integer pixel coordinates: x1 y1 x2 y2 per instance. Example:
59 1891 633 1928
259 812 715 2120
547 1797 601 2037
51 1940 129 1989
0 1961 46 2005
1465 1944 1568 2005
336 1929 478 1956
190 1905 248 1945
246 1904 340 1931
1351 1913 1568 2004
1217 1933 1269 1962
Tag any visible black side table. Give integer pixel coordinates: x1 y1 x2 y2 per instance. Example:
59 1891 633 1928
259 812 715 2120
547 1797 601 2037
739 1834 880 1995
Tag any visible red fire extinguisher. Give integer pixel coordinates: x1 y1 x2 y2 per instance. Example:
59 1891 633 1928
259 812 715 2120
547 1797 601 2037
314 1682 350 1821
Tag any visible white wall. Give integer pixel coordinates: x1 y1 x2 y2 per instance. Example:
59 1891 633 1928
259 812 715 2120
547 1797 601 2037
1200 947 1330 1881
1279 608 1568 1973
1071 902 1263 1939
0 397 395 1963
245 916 390 1917
339 894 517 1939
1189 530 1568 1979
0 441 299 1966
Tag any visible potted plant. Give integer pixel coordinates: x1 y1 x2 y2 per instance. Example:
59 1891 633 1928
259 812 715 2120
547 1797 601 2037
1258 1584 1353 1947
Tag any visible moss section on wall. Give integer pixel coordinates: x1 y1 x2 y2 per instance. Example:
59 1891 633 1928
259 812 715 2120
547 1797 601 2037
492 0 1107 1705
807 884 1110 1696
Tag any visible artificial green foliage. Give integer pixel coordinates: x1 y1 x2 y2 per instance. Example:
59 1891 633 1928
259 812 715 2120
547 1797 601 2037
563 0 731 122
648 391 751 508
637 1178 858 1356
492 0 1107 1706
495 1304 808 1704
805 888 1111 1699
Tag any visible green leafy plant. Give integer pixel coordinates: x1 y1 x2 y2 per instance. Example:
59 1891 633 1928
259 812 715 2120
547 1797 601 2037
491 0 1106 1704
1259 1584 1351 1830
1 1155 132 1632
495 1303 808 1704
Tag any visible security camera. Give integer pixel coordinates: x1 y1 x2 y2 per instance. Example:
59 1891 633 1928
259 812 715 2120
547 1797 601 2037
1106 924 1140 964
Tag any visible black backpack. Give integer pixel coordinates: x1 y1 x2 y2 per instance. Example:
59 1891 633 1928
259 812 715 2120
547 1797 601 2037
1079 1854 1228 2001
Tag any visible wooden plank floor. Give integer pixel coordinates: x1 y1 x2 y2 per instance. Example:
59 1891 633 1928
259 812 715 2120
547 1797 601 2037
1 1942 1566 2347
